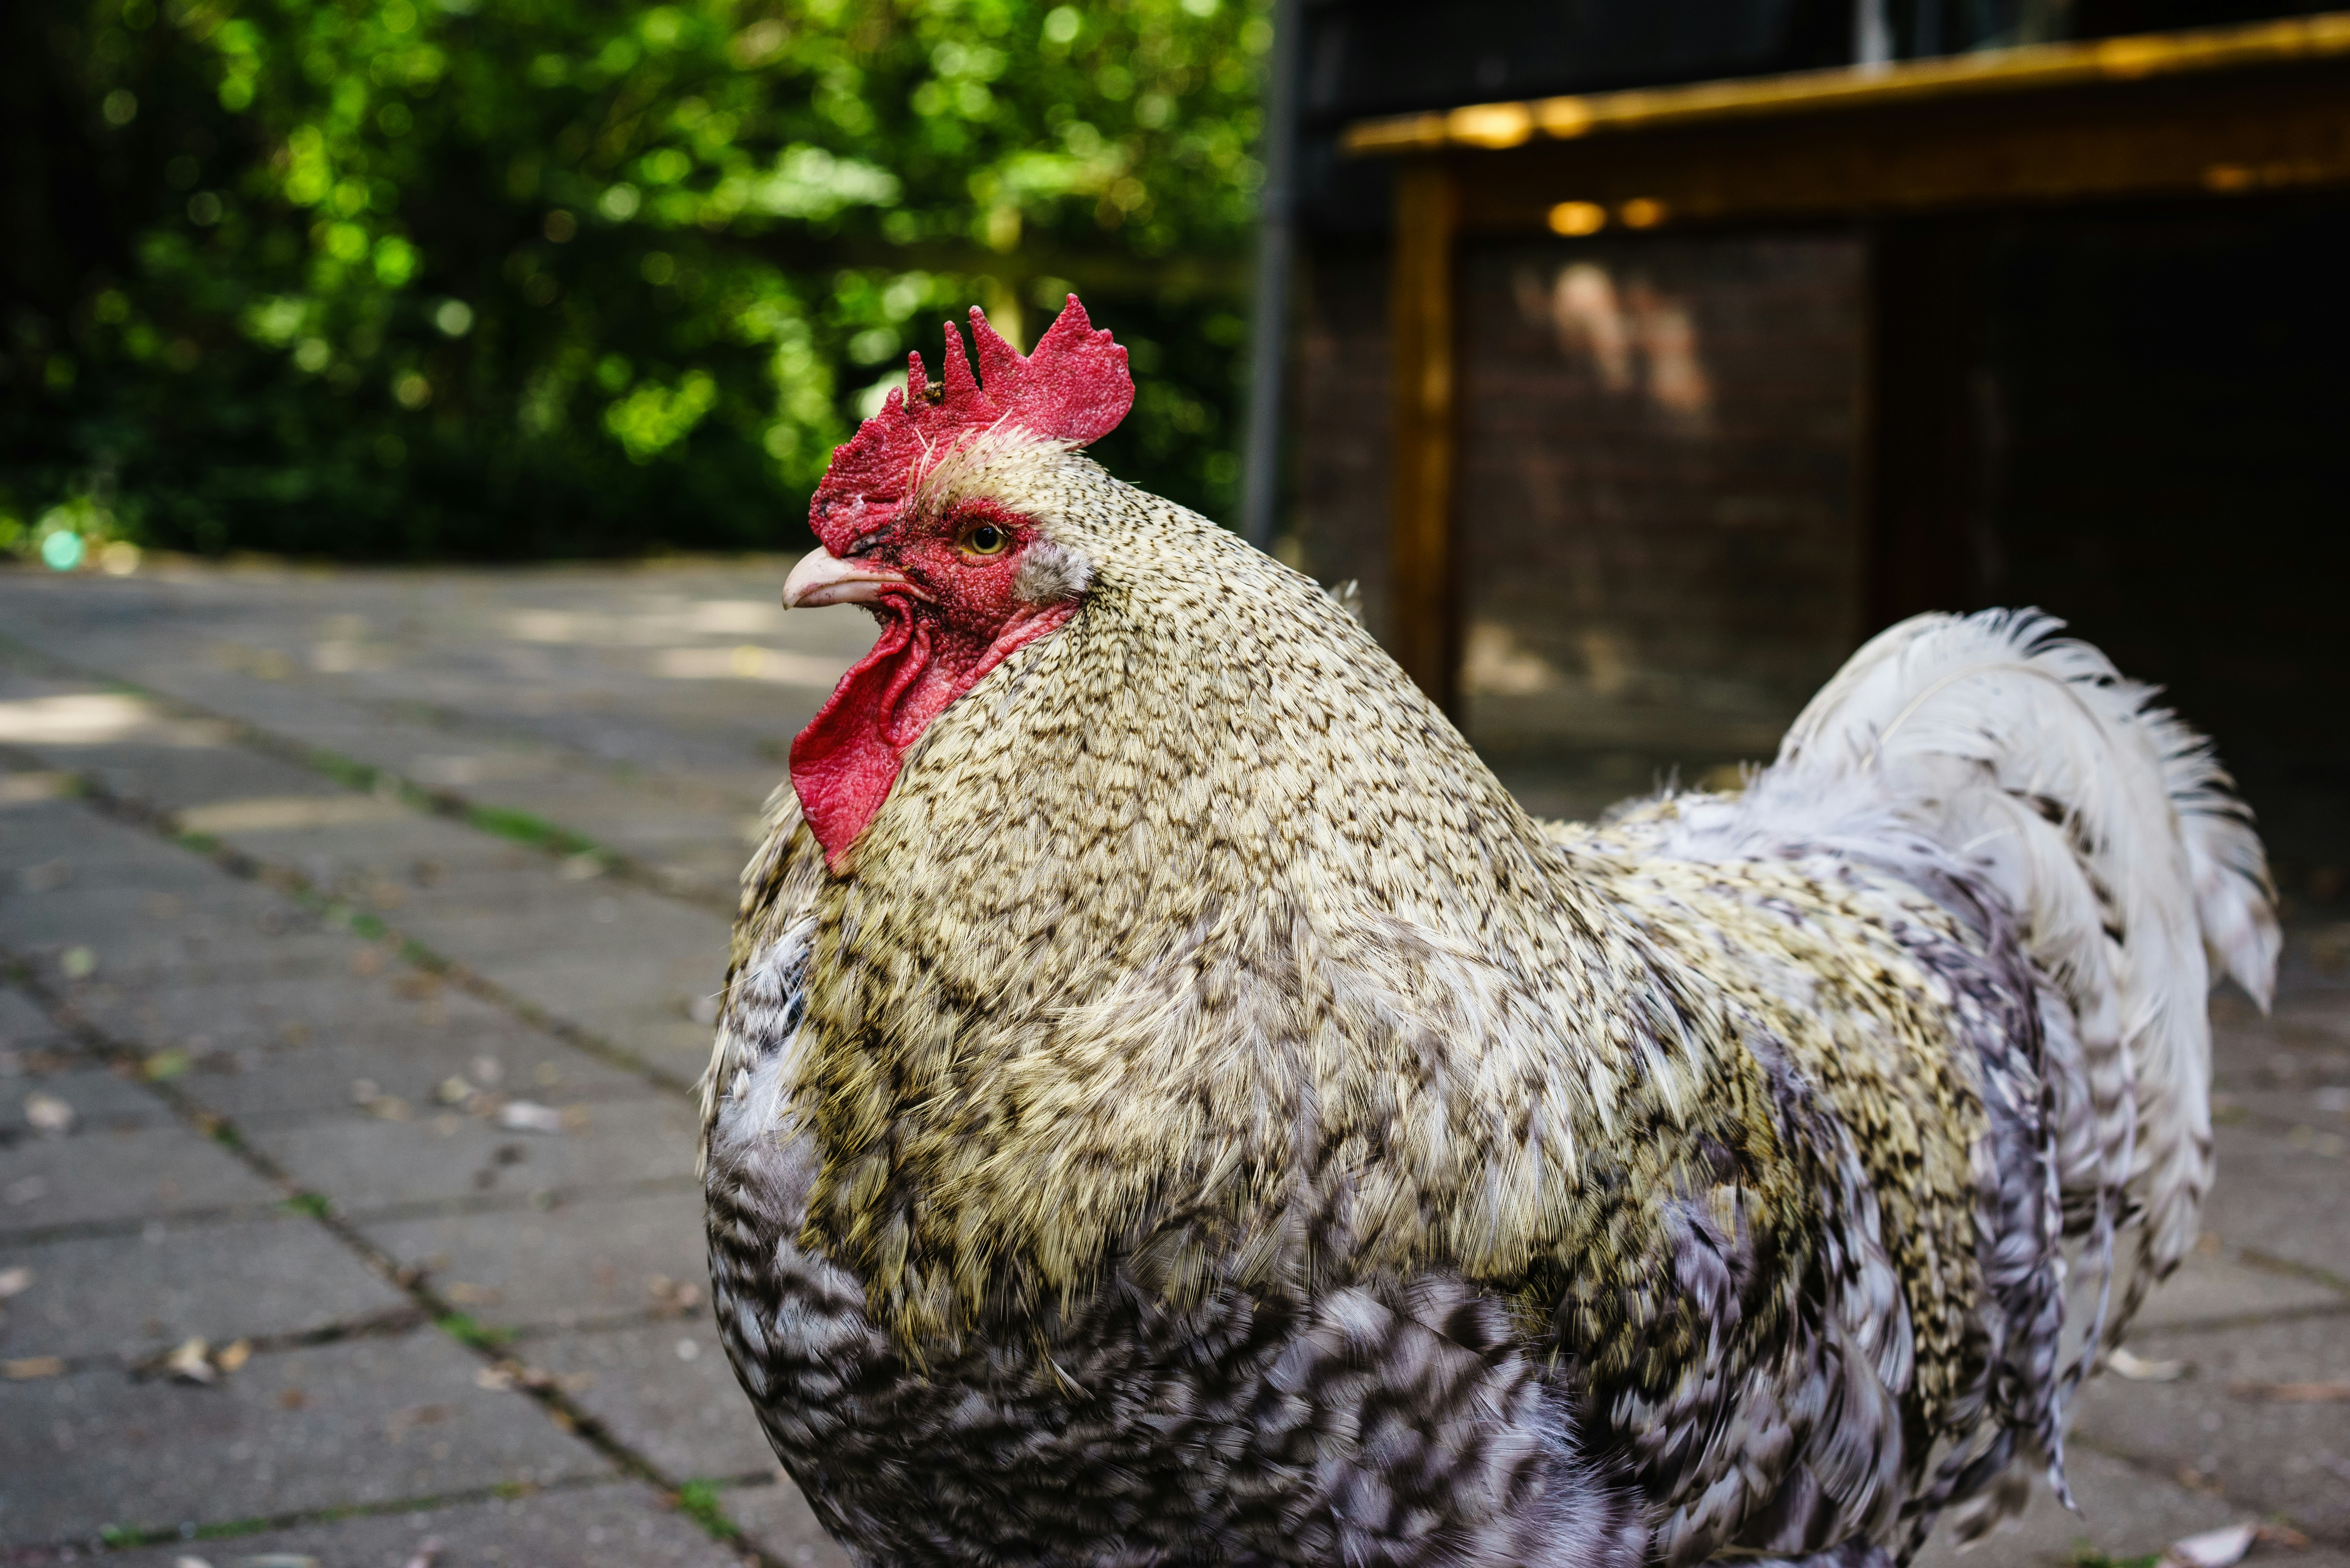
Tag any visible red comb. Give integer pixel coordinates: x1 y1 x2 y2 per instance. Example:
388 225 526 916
809 295 1133 551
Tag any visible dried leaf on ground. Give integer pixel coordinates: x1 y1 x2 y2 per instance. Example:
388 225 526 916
351 1077 414 1119
23 1091 75 1135
476 1358 570 1392
647 1274 705 1314
2109 1346 2189 1382
2163 1523 2257 1568
497 1099 568 1133
215 1338 251 1373
442 1280 502 1305
165 1336 216 1383
3 1356 65 1380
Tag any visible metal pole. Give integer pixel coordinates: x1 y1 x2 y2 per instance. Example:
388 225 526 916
1854 0 1893 70
1239 0 1304 551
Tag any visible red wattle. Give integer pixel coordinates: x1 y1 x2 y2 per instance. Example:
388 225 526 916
789 599 1075 870
788 609 919 868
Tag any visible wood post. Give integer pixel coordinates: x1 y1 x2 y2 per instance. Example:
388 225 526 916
1387 157 1460 715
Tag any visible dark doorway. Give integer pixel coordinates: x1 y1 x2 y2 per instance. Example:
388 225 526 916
1870 195 2350 892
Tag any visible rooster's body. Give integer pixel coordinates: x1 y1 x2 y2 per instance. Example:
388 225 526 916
702 300 2277 1568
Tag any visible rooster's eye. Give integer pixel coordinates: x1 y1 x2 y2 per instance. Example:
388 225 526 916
960 522 1009 558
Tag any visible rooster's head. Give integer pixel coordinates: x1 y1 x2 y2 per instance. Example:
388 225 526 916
784 295 1133 869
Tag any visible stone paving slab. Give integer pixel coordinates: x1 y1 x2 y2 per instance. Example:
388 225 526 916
69 971 550 1062
384 883 729 967
2137 1250 2349 1331
244 1096 698 1215
523 1319 777 1483
2199 1123 2350 1283
432 950 719 1083
106 807 735 1082
168 1029 650 1128
1 1061 174 1133
0 568 833 893
719 1480 856 1568
10 916 364 992
0 1210 410 1364
0 987 66 1049
95 1479 750 1568
0 813 348 971
0 799 248 890
360 1188 708 1331
2073 1313 2350 1536
0 1330 610 1545
0 1121 283 1237
0 681 236 755
2218 1093 2350 1150
1913 1444 2238 1568
2211 1016 2350 1100
37 742 360 824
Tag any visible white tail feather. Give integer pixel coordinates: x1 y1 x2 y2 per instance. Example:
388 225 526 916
1778 610 2277 1348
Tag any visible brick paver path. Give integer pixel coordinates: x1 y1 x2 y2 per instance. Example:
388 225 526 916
0 559 2342 1567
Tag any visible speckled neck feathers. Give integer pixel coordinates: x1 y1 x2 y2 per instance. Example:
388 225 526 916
777 470 1642 1339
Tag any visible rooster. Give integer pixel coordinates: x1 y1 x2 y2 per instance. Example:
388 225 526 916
702 297 2277 1568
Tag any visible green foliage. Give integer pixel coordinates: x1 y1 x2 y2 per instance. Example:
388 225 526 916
3 0 1268 557
435 1311 514 1348
143 1045 195 1079
672 1479 742 1539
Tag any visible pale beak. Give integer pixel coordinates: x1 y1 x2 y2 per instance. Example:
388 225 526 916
783 546 909 608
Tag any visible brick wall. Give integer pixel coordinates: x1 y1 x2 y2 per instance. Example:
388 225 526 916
1285 243 1395 649
1453 232 1866 772
1287 229 1869 805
